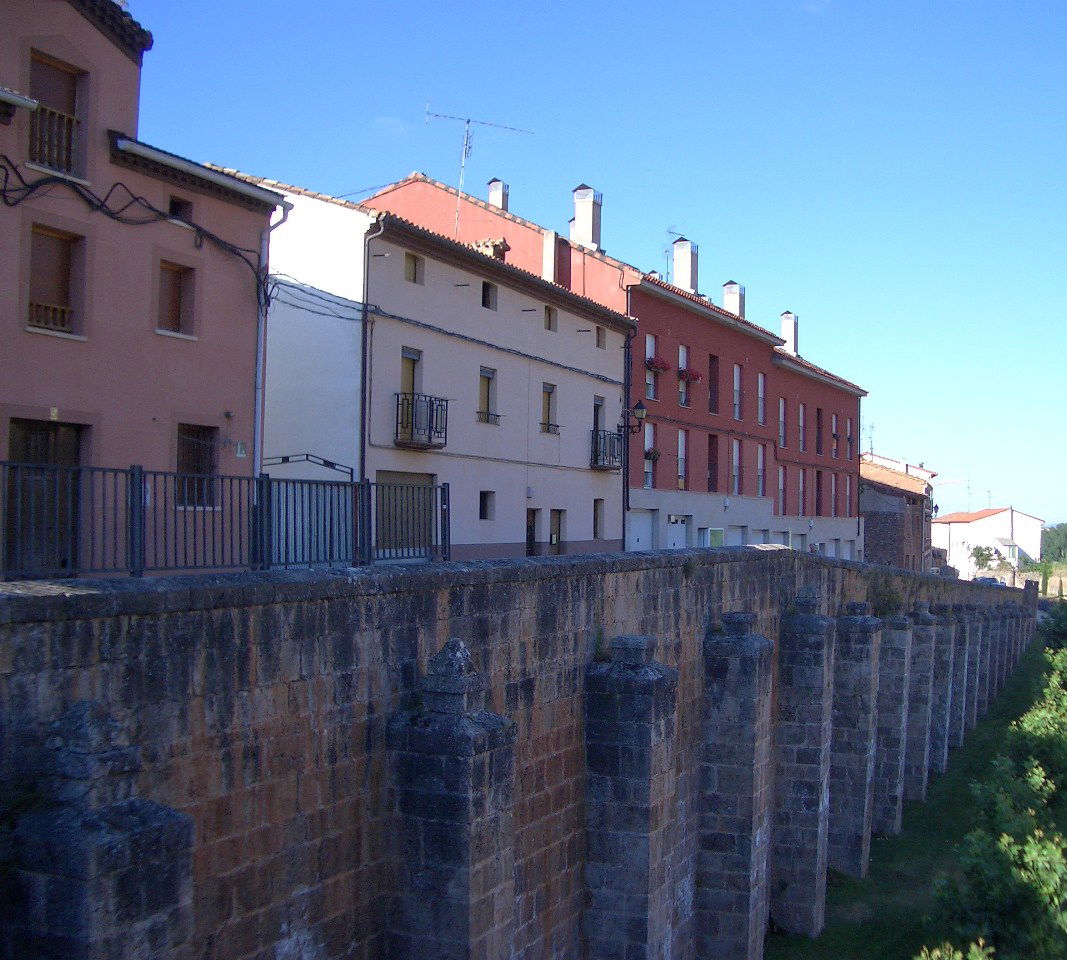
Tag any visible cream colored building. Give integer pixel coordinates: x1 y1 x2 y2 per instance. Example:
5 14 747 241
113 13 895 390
932 506 1043 582
244 178 633 560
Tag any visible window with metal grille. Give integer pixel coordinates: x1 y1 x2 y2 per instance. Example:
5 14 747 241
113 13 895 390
29 225 77 333
176 424 218 507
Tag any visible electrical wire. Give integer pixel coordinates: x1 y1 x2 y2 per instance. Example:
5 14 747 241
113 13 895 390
0 154 270 307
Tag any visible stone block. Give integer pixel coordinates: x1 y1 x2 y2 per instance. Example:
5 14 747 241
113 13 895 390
873 614 912 836
903 602 937 802
947 605 970 749
828 602 880 879
771 592 834 938
697 612 773 960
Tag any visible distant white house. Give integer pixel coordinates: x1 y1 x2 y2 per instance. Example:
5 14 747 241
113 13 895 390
246 176 634 560
932 507 1043 581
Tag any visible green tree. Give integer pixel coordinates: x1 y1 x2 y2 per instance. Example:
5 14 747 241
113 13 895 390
972 546 996 573
1041 524 1067 563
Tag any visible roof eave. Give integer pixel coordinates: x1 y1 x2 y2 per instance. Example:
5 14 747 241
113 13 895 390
772 351 867 398
637 278 784 345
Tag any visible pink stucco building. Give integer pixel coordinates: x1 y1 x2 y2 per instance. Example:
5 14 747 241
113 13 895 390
1 0 284 490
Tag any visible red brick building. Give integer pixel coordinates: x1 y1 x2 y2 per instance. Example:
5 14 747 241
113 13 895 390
859 455 935 571
362 175 866 556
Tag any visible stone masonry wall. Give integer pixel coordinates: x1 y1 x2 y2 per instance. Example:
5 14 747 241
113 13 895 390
0 550 1036 960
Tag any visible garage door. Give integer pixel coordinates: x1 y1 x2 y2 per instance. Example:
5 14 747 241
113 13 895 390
626 509 655 551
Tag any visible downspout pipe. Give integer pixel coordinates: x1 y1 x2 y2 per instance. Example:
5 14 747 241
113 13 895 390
359 216 387 483
254 199 293 475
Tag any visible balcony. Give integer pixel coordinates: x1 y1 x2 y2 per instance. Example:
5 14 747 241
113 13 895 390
395 393 448 449
30 105 78 175
590 429 623 470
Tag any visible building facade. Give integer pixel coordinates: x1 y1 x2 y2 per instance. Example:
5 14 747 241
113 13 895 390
238 177 633 560
1 0 282 478
933 506 1044 582
362 173 866 557
858 453 936 571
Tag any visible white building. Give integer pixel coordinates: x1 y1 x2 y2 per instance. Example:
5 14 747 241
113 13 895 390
245 178 633 560
932 506 1043 581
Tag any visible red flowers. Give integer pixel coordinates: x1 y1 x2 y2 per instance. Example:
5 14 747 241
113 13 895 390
677 368 703 384
645 356 671 373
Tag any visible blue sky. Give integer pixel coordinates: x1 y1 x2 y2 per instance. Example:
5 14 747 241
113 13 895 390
132 0 1064 526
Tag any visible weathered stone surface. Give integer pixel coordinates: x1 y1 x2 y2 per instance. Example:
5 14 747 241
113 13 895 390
388 639 516 960
873 615 912 836
584 634 679 960
903 602 937 802
947 605 971 749
771 592 834 938
829 602 880 879
961 606 981 733
975 609 992 717
0 551 1034 960
929 605 957 775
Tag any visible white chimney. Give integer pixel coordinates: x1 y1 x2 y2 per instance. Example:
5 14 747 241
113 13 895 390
672 237 698 293
780 311 799 355
542 230 557 282
570 183 602 251
723 280 745 318
487 177 509 211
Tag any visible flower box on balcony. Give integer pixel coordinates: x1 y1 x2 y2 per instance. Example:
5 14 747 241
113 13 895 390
645 356 671 373
677 368 703 384
644 447 661 462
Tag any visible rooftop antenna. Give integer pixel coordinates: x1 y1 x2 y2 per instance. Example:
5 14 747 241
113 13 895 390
867 422 875 455
664 227 684 283
424 102 534 237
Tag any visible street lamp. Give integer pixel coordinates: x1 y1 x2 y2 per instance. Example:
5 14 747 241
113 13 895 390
621 401 647 435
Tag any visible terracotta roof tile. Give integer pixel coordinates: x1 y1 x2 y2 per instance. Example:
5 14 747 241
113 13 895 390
773 349 868 396
933 508 1008 524
638 273 783 342
860 462 929 496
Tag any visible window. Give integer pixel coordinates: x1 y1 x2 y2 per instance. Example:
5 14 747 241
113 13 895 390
831 413 839 458
481 281 497 310
816 408 824 455
799 403 807 452
831 473 838 517
158 261 194 334
846 474 852 516
404 252 424 284
708 355 720 414
708 434 719 492
176 424 218 507
478 367 498 423
757 373 767 425
847 418 854 460
731 439 742 495
778 465 786 514
168 196 193 221
815 469 824 516
798 469 806 515
541 383 558 433
644 422 655 489
778 397 787 447
544 306 557 331
479 490 495 520
595 326 606 349
29 225 78 333
678 345 690 406
593 498 605 540
677 429 687 490
757 444 767 497
645 334 657 400
733 364 743 420
29 53 81 175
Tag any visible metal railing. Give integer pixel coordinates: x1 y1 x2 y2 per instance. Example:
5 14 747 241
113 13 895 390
590 429 623 469
30 105 78 175
1 460 449 580
395 393 448 448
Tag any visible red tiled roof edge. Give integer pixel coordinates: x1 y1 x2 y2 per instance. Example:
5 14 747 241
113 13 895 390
68 0 153 65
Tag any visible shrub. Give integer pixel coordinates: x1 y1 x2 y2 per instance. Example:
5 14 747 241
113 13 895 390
1040 603 1067 651
915 942 994 960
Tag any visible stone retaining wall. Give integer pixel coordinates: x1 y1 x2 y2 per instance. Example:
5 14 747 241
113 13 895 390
0 549 1038 960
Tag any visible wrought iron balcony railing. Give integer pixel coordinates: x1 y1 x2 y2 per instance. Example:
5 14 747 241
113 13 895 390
395 393 448 449
590 429 623 470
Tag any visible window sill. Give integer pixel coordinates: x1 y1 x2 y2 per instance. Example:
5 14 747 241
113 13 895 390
25 325 86 342
156 328 198 342
25 162 91 188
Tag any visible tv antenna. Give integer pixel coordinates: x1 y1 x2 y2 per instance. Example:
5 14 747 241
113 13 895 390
424 102 534 236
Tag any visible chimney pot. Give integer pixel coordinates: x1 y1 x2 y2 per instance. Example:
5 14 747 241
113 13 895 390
780 311 799 355
723 281 745 319
487 178 509 211
570 183 602 251
672 237 698 294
